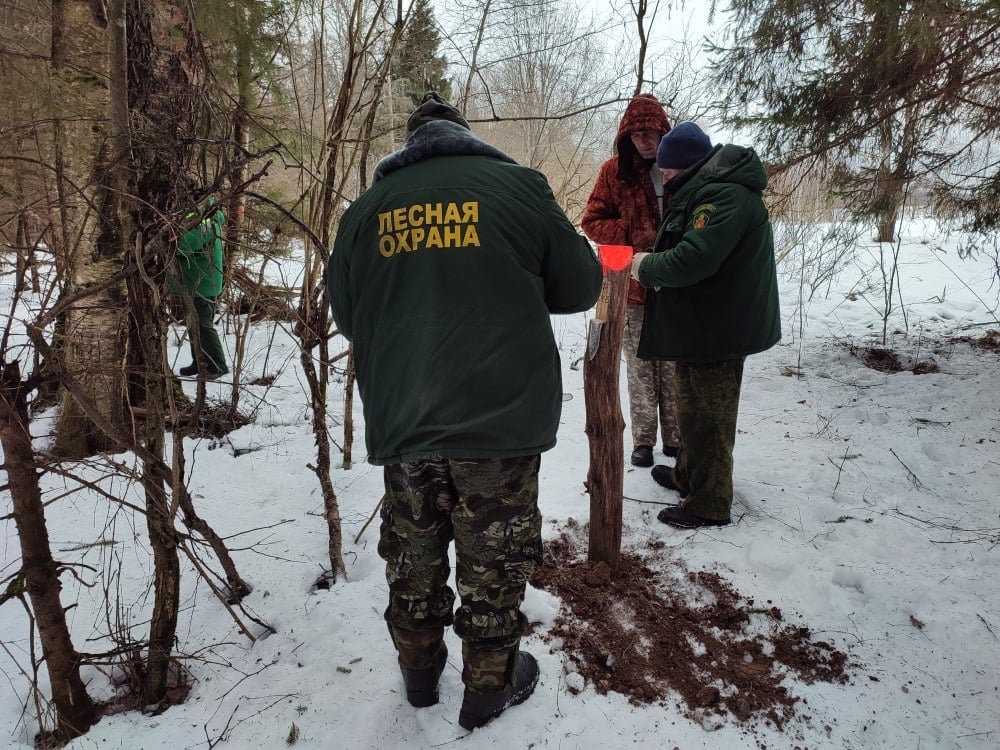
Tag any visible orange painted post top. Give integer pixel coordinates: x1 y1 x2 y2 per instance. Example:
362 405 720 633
598 244 633 273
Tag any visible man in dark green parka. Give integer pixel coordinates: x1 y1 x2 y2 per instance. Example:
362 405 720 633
630 122 780 528
328 93 601 730
173 201 228 378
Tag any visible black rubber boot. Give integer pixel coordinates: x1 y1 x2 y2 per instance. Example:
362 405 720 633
458 651 539 730
400 642 448 707
389 625 448 708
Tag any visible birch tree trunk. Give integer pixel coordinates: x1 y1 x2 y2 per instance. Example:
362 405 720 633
51 0 129 458
225 9 251 280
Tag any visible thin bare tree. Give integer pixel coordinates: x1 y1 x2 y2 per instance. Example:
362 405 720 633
0 360 97 742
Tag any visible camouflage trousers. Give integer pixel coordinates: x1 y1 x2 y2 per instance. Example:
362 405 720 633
379 455 542 690
623 305 679 449
672 358 745 521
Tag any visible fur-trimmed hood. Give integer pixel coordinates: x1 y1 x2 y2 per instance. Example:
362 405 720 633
614 94 672 181
373 120 517 182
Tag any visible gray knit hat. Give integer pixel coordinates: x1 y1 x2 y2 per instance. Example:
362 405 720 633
405 92 471 134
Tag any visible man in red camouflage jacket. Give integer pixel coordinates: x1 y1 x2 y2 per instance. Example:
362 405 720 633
582 93 680 469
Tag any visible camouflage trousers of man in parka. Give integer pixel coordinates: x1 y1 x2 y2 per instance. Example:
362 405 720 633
623 305 680 451
379 455 542 692
670 357 745 521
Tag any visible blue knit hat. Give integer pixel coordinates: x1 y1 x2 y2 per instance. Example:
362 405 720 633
656 121 713 169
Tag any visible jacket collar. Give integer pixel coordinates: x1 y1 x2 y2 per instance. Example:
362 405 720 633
666 144 768 199
373 120 517 182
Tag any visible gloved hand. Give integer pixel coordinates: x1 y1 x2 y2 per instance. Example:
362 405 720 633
630 252 650 283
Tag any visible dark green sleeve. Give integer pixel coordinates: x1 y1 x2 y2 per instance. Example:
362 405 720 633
534 176 602 313
638 185 752 289
328 224 354 341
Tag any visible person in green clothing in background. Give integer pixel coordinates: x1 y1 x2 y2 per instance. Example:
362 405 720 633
173 199 228 378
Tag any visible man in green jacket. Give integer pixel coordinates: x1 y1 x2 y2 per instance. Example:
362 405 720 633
328 93 601 729
174 202 228 378
630 122 781 528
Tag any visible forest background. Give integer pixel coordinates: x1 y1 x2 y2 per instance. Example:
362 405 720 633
1 0 998 747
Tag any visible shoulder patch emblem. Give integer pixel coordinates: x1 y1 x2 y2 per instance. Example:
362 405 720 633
691 202 716 230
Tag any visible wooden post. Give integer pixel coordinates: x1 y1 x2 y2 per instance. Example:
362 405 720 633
583 253 631 571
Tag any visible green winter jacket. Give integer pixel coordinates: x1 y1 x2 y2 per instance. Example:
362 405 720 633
636 144 781 362
176 207 225 298
328 120 602 466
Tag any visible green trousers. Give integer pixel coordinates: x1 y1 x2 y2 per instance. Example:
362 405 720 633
672 358 744 521
187 296 227 373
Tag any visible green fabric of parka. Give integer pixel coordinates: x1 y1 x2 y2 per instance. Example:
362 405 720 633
328 120 602 466
176 207 225 298
636 144 781 362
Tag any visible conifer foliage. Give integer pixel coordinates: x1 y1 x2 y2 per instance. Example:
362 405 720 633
711 0 1000 232
395 0 452 106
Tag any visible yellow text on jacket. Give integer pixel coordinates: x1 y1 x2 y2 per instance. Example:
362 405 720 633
377 201 481 257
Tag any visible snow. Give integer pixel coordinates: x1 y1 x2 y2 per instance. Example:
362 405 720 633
2 217 999 750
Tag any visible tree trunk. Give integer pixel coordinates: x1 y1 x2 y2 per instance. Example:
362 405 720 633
874 126 901 243
141 459 181 703
0 361 97 741
222 19 253 413
135 326 181 703
343 348 356 470
50 0 129 458
300 0 408 584
632 0 650 96
225 8 251 285
876 205 900 244
298 286 347 582
11 134 41 293
584 269 629 571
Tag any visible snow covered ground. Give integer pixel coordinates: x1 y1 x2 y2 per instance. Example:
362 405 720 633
1 217 998 749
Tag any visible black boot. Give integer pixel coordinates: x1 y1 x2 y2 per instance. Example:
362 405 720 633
400 642 448 707
650 464 688 497
657 504 730 528
630 445 654 467
389 626 448 708
458 651 539 730
178 363 198 376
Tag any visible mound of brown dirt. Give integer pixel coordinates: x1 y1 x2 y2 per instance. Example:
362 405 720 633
169 402 252 439
531 520 850 733
953 328 1000 352
856 346 904 372
852 345 939 374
